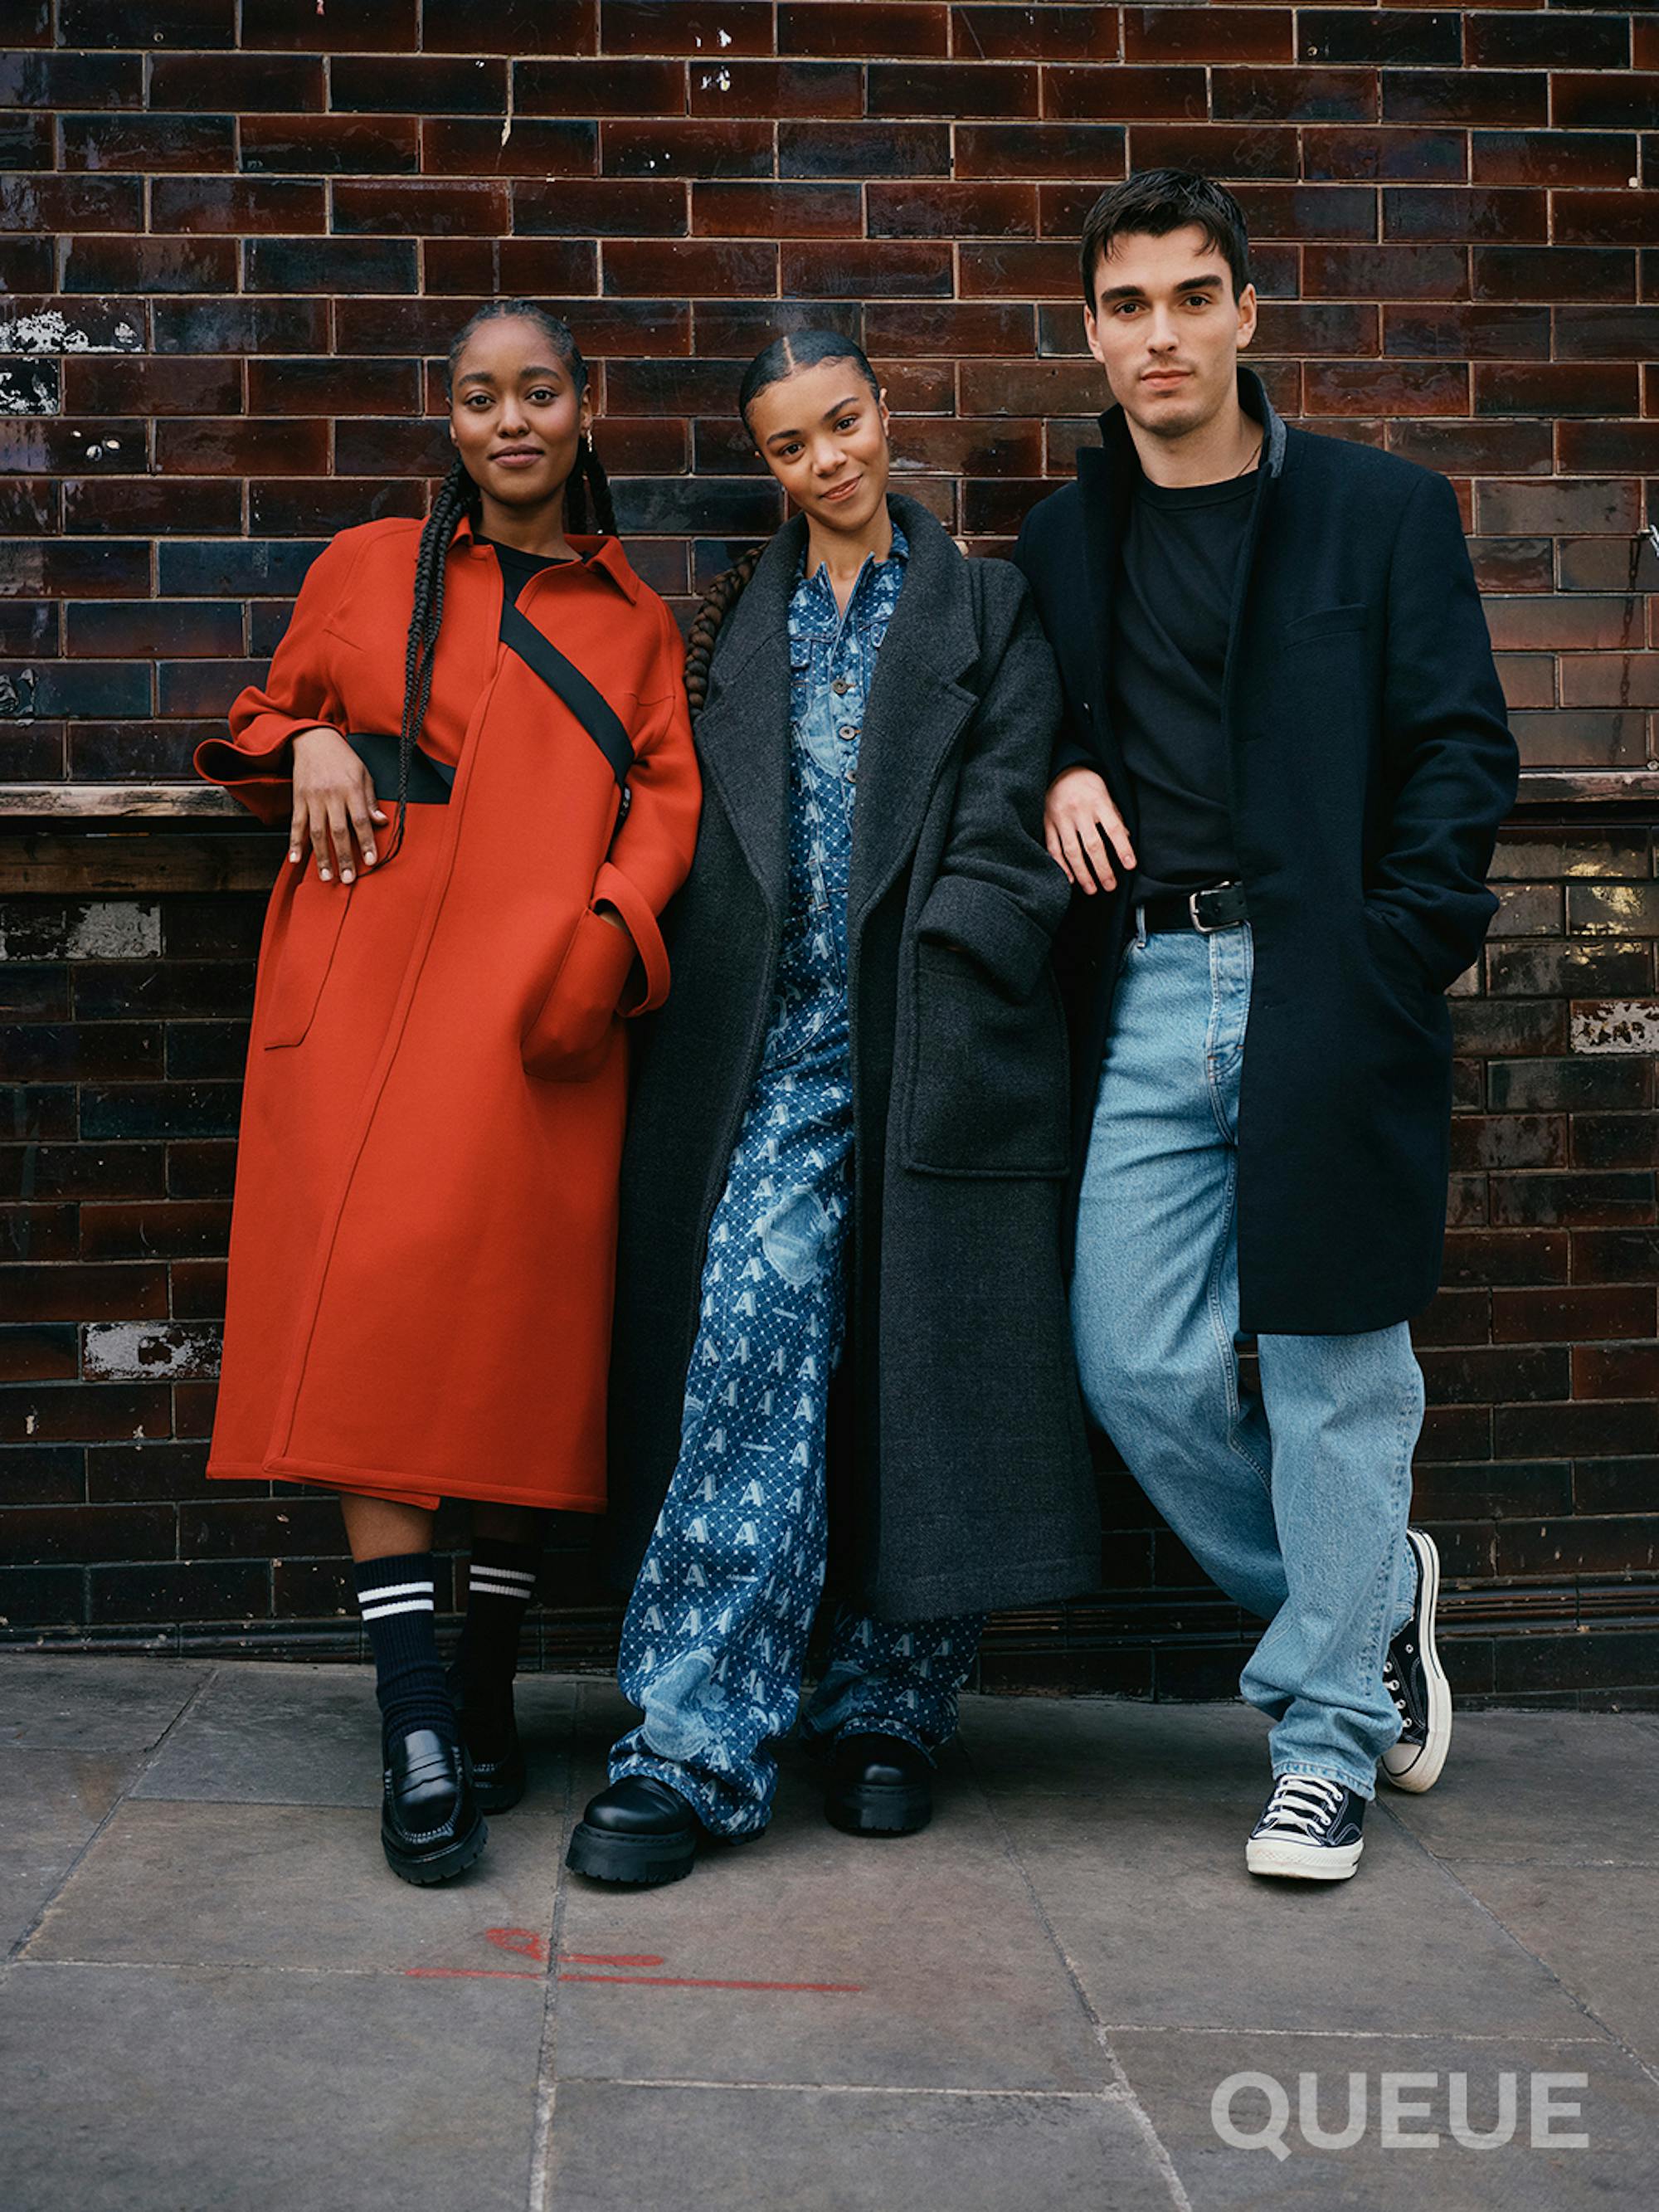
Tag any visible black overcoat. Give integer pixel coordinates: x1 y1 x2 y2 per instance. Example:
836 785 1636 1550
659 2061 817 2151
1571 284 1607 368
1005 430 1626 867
607 494 1102 1619
1014 369 1519 1337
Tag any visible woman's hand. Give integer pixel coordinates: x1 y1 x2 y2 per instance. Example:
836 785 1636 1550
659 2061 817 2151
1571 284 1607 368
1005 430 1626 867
289 725 387 885
1044 765 1136 895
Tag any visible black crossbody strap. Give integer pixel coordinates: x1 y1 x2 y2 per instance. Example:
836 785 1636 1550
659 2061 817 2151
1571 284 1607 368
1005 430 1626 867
346 731 455 805
499 600 633 792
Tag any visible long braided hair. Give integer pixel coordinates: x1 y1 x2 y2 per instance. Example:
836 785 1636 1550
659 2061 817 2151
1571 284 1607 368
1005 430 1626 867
684 327 880 719
382 300 616 865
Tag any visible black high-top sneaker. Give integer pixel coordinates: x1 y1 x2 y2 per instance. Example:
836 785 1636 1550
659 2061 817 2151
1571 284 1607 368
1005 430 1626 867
1380 1527 1452 1795
1245 1775 1366 1881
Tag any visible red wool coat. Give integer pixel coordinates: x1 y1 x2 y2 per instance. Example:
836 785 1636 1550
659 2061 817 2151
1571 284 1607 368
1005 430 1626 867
194 517 701 1512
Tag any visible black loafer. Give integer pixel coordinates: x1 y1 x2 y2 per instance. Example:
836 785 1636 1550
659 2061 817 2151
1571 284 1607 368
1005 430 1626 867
823 1732 933 1837
566 1775 700 1888
382 1727 487 1885
445 1662 527 1815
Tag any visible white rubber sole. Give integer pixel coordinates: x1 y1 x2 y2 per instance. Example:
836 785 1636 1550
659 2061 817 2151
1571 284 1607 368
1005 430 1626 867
1380 1528 1453 1795
1246 1834 1363 1882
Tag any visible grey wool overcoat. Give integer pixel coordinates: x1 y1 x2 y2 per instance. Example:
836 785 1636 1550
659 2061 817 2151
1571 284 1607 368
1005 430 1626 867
606 493 1102 1620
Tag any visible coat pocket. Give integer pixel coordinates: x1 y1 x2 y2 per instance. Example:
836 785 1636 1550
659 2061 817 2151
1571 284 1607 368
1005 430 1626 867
521 904 637 1083
262 879 353 1049
902 944 1070 1179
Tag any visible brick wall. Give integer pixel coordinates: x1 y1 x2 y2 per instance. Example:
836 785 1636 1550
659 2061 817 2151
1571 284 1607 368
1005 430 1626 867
2 3 1657 1696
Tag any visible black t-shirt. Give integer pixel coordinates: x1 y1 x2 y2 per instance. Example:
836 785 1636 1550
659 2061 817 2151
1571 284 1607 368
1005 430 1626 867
1109 472 1255 903
481 537 575 609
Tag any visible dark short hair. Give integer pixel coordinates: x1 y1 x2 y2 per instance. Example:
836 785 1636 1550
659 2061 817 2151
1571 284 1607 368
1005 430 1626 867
737 326 880 434
1078 169 1251 309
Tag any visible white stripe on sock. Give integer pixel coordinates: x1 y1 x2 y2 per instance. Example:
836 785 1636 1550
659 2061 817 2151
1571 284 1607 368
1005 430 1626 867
360 1597 435 1620
469 1572 536 1596
357 1580 433 1605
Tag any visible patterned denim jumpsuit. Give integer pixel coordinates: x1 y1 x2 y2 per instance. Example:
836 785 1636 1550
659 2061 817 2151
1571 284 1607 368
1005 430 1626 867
610 521 985 1836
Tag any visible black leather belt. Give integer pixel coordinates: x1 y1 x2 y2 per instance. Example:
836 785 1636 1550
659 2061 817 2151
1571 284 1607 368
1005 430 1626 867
1141 880 1250 934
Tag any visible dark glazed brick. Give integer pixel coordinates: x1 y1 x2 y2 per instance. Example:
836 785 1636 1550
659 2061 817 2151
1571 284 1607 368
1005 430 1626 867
1489 1173 1655 1229
781 244 953 298
60 0 233 40
426 0 596 49
1304 244 1467 299
1441 1230 1571 1287
1555 193 1659 250
1212 70 1380 124
1471 16 1632 71
60 114 236 172
423 119 595 177
1301 125 1464 183
778 121 946 175
152 300 332 354
950 7 1117 63
955 123 1125 178
244 239 417 295
692 183 863 239
1384 188 1547 244
514 57 684 114
1047 66 1205 121
781 2 948 56
0 54 142 109
149 55 322 110
1492 1287 1657 1343
1127 10 1292 65
2 177 143 232
689 61 862 117
0 1385 173 1447
241 115 420 173
868 182 1038 238
1472 132 1640 190
329 56 506 114
602 2 771 55
1303 362 1468 415
1381 72 1546 129
604 241 778 296
1301 12 1460 68
79 1085 242 1142
1551 76 1659 134
333 182 510 237
603 120 773 178
868 62 1039 116
511 179 687 236
88 1561 270 1626
61 358 243 417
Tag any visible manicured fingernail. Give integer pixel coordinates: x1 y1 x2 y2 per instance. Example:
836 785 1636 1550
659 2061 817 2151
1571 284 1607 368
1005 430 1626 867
319 867 331 880
364 852 377 865
341 869 354 883
288 850 301 862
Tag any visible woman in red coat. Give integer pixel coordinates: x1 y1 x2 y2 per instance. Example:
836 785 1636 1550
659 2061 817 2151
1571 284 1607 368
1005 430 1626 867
195 301 701 1883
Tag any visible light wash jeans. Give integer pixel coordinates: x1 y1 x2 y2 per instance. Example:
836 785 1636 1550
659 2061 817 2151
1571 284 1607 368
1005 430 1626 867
1071 918 1422 1800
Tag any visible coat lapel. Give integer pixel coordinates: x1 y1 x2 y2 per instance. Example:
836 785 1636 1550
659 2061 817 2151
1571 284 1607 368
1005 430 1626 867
693 518 803 917
847 495 980 926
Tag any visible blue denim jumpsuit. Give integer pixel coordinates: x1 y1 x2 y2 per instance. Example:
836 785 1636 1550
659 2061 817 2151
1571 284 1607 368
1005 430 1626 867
610 522 985 1836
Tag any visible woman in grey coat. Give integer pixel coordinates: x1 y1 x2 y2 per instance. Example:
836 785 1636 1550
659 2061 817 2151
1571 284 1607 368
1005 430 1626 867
567 331 1100 1889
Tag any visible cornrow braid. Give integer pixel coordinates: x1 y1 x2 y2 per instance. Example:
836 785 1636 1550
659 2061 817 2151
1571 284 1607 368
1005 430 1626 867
384 453 475 866
683 546 763 719
566 434 617 538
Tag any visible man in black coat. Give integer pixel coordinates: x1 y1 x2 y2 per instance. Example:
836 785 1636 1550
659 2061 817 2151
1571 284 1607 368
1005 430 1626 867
1014 171 1518 1884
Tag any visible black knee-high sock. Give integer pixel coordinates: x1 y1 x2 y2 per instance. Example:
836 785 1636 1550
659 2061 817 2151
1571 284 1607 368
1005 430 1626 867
456 1536 541 1735
353 1552 455 1756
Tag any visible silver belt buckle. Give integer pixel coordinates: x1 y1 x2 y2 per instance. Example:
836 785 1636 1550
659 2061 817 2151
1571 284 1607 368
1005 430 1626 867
1189 880 1243 934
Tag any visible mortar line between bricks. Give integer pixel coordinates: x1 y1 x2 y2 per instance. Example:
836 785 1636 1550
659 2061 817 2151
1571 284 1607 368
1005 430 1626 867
7 1659 221 1966
956 1734 1196 2212
1374 1795 1659 2093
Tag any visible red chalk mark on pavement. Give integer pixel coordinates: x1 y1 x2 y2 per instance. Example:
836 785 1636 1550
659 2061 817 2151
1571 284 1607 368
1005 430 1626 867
557 1971 863 1994
485 1927 550 1963
561 1952 665 1967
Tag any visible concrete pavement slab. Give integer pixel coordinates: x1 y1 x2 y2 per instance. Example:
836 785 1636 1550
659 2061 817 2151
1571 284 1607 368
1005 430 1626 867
24 1797 565 1977
0 1747 134 1951
131 1660 578 1811
556 1777 1108 2094
541 2079 1175 2212
957 1692 1270 1802
1380 1712 1659 1866
0 1654 210 1756
987 1792 1593 2039
1448 1863 1659 2073
1111 2026 1657 2210
0 1959 543 2212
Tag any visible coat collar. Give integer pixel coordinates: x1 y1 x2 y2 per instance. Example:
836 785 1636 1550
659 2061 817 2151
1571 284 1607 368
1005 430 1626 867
1072 366 1283 800
697 493 981 922
452 509 641 602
